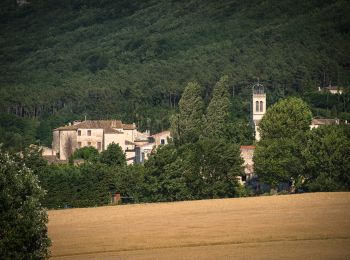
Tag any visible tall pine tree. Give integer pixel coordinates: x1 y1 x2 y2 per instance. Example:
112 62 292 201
205 75 231 140
171 82 204 144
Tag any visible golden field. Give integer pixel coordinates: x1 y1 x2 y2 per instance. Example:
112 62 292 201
48 192 350 259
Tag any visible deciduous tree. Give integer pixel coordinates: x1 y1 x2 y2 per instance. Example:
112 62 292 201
0 149 51 259
303 125 350 191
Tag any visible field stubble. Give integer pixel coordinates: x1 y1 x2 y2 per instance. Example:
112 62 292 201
48 192 350 259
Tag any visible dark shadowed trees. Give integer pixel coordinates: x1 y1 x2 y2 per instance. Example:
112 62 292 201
303 125 350 191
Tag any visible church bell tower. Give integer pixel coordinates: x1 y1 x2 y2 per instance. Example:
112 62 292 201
252 81 266 141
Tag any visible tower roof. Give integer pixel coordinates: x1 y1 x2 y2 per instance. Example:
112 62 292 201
252 81 265 95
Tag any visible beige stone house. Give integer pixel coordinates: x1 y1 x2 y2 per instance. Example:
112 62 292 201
52 120 172 165
135 130 171 163
53 120 138 164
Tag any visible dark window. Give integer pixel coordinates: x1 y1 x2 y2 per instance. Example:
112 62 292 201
78 130 81 136
87 130 91 136
255 101 259 112
160 139 165 145
87 142 91 146
260 101 263 112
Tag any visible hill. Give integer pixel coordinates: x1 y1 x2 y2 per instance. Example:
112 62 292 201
48 192 350 259
0 0 350 150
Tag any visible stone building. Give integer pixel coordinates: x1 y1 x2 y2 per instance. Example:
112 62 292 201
52 120 171 164
310 118 340 129
53 120 138 164
135 130 171 164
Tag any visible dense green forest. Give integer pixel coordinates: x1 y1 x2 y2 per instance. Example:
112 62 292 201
0 0 350 150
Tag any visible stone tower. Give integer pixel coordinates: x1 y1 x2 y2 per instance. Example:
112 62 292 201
252 82 266 141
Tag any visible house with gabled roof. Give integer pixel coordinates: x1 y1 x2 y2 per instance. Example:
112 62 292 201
52 120 138 163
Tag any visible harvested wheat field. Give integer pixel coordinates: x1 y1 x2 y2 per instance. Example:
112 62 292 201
48 192 350 259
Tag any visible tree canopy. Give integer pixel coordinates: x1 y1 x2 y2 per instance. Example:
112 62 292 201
0 149 50 259
100 143 126 166
1 0 349 151
205 75 232 140
259 97 312 139
254 97 312 189
171 81 204 144
303 125 350 191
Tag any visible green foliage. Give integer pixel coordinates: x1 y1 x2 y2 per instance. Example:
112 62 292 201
100 143 126 166
1 0 349 151
303 125 350 191
143 144 190 202
0 149 50 259
188 138 244 199
71 146 99 162
254 97 311 188
205 75 232 140
254 138 305 188
259 97 312 139
171 81 204 144
143 139 243 201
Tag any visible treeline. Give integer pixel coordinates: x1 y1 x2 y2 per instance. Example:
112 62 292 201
19 81 350 210
24 141 246 208
1 0 350 151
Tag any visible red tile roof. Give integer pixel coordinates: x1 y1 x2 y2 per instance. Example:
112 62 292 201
240 145 256 150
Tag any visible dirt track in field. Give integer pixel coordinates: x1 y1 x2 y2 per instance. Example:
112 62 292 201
48 193 350 259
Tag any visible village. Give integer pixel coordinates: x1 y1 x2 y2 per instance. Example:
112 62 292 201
2 1 350 259
36 82 345 190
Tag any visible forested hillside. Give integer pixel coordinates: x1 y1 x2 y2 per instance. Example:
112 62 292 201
0 0 350 150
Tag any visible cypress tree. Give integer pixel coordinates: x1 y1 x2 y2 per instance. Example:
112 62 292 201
171 81 204 144
205 75 231 140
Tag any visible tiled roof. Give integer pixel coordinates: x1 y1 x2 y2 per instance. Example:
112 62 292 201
311 118 339 125
240 145 256 150
55 120 135 131
325 86 343 91
54 125 78 131
123 124 136 130
77 120 123 129
151 130 171 137
104 128 123 134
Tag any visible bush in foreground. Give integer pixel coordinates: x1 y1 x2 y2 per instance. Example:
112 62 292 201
0 150 50 259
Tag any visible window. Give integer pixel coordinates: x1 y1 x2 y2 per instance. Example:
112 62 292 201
87 142 91 146
260 101 263 112
77 130 81 136
77 142 82 148
97 142 102 151
87 130 91 136
255 101 259 112
160 139 165 145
